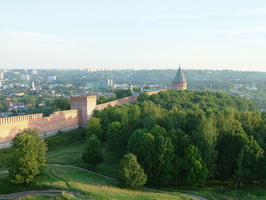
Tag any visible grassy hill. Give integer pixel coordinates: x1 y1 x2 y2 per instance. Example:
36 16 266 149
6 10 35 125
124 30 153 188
0 162 193 200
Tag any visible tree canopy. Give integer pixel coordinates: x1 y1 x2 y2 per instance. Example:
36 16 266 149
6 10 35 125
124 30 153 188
91 90 266 187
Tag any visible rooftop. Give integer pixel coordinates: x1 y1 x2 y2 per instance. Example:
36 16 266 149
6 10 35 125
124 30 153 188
173 67 186 82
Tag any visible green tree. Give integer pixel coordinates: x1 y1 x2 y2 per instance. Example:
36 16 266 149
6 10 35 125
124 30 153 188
257 156 266 184
139 101 162 130
153 134 175 186
86 117 103 140
0 101 9 111
127 130 156 184
114 89 132 98
0 103 4 111
137 92 150 102
117 153 147 189
128 104 141 130
106 121 124 147
8 128 47 184
53 97 70 110
97 96 108 104
182 145 208 187
191 116 218 179
82 134 102 168
217 131 263 187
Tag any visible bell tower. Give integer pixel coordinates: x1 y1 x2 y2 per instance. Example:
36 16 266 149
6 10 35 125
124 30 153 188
172 66 187 90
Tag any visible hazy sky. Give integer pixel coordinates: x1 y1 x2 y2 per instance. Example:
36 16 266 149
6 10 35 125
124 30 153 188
1 0 266 71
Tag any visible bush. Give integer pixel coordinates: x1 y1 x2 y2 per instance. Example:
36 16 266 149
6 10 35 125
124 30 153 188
117 153 147 189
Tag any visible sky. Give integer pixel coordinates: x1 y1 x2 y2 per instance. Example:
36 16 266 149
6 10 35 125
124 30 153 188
0 0 266 71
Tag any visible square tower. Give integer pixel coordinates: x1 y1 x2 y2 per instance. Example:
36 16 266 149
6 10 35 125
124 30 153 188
70 95 97 126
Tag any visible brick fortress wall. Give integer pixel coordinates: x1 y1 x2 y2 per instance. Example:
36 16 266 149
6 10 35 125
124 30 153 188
0 110 79 149
95 89 167 110
0 89 167 149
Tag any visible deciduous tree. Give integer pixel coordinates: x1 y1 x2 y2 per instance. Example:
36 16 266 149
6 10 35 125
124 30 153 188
117 153 147 189
86 117 103 140
182 145 208 187
106 121 124 147
8 128 47 184
53 97 70 110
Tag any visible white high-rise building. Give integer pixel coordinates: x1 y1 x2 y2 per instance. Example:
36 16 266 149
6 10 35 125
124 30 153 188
31 69 38 75
47 76 56 81
20 74 30 81
107 78 114 87
31 82 35 90
0 73 3 80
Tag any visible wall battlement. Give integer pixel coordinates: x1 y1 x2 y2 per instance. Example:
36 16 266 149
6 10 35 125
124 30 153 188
0 114 43 124
70 95 96 100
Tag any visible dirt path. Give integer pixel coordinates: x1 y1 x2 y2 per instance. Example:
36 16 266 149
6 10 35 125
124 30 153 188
0 164 207 200
0 190 87 200
47 164 115 181
185 193 208 200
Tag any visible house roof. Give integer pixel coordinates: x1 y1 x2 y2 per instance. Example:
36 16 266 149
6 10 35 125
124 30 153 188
173 67 186 82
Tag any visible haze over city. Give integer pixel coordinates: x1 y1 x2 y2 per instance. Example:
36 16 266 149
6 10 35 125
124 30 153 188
1 0 266 71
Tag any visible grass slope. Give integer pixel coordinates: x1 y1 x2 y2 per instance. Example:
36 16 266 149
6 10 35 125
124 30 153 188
46 141 124 178
178 184 266 200
0 166 191 200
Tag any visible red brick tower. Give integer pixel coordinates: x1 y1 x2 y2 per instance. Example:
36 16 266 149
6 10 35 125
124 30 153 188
70 95 97 127
172 66 187 90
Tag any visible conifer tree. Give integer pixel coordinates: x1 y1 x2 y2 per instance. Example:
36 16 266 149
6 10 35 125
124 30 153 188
82 134 102 167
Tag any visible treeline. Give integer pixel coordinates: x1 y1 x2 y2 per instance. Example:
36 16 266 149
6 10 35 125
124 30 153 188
97 89 132 104
86 90 266 187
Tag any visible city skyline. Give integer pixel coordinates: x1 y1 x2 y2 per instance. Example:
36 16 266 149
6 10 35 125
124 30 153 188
0 0 266 72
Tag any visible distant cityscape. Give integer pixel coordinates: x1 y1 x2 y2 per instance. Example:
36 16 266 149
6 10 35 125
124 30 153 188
0 68 266 118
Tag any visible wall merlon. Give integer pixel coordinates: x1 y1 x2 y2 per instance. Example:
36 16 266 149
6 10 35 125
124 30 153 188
86 95 97 100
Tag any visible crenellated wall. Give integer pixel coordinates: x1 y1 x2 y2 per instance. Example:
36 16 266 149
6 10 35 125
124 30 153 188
0 89 167 149
0 114 43 124
0 110 79 149
96 95 139 110
95 90 167 111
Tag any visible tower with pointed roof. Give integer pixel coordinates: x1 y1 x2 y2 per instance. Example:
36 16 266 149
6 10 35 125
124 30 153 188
172 66 187 90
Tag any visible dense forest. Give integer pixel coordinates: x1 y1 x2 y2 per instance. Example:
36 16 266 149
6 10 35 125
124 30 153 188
86 89 266 188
